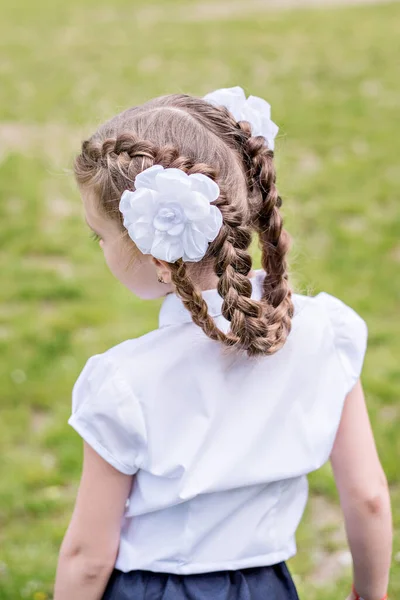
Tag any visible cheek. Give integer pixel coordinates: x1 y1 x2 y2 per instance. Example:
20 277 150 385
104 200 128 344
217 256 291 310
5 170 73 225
130 257 165 299
102 239 163 299
103 240 130 277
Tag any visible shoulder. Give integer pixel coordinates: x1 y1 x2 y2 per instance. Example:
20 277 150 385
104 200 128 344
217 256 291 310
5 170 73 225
292 290 368 391
85 325 167 365
292 289 368 334
69 331 164 474
101 323 187 375
296 290 368 347
72 324 184 406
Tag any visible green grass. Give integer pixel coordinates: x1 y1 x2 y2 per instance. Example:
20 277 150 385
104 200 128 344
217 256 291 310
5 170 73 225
0 1 399 598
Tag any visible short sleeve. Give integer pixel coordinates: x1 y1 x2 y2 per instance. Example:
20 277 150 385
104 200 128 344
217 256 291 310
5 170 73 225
316 291 368 393
68 353 147 475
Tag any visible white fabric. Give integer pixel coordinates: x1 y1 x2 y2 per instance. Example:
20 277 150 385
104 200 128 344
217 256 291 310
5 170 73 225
204 86 279 150
119 165 223 263
68 270 368 574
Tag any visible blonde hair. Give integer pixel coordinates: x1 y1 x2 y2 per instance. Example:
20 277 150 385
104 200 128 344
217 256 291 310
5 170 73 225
74 93 294 356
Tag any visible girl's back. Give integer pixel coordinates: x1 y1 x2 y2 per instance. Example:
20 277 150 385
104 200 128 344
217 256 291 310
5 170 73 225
69 270 367 575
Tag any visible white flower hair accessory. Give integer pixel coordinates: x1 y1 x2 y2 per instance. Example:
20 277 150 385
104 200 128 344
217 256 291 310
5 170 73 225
119 165 223 263
204 86 279 151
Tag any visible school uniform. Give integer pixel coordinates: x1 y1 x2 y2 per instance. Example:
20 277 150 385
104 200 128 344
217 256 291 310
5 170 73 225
68 270 368 599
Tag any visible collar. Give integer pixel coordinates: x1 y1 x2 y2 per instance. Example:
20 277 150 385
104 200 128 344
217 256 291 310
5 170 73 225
158 270 266 328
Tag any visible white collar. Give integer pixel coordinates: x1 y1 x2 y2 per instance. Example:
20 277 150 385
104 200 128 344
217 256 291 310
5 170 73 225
159 270 266 328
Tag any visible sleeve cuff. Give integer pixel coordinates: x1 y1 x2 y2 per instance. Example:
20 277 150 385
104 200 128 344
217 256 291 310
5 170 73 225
68 414 138 476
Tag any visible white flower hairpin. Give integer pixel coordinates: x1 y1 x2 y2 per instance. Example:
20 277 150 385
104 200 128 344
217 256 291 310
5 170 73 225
204 86 279 151
119 165 223 263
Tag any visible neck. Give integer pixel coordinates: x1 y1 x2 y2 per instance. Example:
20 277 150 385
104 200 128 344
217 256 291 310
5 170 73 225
184 268 257 293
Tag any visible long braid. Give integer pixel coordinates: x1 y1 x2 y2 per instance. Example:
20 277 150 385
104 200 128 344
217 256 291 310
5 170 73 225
237 123 295 347
169 260 233 347
179 101 295 354
212 191 273 354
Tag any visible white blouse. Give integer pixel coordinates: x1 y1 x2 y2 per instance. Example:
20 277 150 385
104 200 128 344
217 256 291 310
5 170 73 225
68 270 368 574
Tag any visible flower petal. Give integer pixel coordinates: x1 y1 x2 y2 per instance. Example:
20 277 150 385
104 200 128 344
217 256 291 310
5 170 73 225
151 231 183 263
122 188 158 222
195 205 223 241
155 169 190 196
204 86 246 121
119 189 134 213
153 204 185 232
182 192 210 221
123 215 131 229
167 222 186 236
246 95 272 120
127 222 154 254
204 88 279 150
182 225 209 262
134 165 164 190
129 221 153 240
261 118 279 150
240 104 263 137
188 173 220 202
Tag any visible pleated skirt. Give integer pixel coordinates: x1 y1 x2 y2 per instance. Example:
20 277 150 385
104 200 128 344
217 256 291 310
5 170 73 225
102 562 300 600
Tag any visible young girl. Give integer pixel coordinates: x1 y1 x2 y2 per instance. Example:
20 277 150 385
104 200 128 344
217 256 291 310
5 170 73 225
54 87 392 600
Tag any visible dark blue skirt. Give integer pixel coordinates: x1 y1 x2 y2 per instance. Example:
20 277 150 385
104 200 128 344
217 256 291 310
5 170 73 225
102 562 299 599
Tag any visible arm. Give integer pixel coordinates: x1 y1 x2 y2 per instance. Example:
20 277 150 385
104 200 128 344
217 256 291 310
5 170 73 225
330 379 392 600
54 442 133 600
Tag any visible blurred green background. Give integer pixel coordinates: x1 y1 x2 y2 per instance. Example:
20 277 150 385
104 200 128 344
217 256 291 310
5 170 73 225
0 0 399 598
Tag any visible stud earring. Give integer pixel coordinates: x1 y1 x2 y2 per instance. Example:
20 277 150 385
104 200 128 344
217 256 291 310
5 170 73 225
157 274 166 284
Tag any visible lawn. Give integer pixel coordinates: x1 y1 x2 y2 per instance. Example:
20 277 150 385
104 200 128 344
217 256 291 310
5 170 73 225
0 0 399 598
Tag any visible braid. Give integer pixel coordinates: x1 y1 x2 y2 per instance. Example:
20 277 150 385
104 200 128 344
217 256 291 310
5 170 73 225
169 260 233 347
80 132 221 192
237 123 295 348
78 134 159 198
182 101 294 354
212 191 271 354
74 94 295 357
167 166 274 355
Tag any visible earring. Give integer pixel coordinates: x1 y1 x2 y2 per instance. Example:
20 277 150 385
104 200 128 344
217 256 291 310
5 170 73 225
157 274 166 284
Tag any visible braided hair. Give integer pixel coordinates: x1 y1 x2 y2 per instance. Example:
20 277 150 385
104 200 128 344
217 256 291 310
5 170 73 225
74 94 294 356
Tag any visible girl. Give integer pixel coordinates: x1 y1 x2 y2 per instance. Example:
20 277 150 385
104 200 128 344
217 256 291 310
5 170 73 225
54 87 392 600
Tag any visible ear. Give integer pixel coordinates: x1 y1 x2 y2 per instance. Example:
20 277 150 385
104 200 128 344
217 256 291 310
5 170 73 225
151 258 173 285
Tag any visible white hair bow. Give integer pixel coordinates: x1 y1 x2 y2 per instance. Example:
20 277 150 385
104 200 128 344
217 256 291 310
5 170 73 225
119 165 223 263
204 86 279 151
